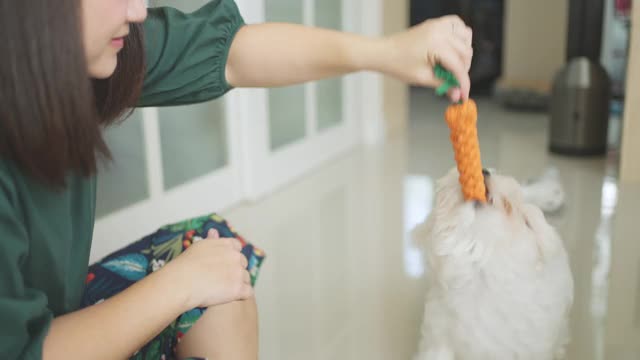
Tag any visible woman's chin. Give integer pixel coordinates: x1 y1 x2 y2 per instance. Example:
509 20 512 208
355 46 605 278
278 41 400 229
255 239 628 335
88 58 118 79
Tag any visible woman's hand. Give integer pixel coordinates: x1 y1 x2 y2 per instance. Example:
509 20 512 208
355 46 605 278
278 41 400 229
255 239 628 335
165 229 253 310
44 227 252 360
376 15 473 102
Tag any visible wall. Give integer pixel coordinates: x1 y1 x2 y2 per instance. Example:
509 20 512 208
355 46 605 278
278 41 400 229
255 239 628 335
499 0 569 91
620 3 640 183
383 0 410 138
500 0 637 182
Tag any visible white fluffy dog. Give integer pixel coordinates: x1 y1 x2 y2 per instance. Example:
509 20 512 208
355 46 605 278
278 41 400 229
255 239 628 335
413 168 573 360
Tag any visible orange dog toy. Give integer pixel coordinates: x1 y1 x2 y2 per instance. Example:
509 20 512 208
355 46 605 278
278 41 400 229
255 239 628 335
444 99 487 202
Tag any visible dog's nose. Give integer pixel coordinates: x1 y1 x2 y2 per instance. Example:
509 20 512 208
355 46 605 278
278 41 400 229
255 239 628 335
482 168 491 203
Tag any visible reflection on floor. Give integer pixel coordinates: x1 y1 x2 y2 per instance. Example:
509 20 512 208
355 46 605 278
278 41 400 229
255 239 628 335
223 89 640 360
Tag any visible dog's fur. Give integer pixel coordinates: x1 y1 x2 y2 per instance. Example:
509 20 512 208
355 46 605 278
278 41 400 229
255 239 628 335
413 168 573 360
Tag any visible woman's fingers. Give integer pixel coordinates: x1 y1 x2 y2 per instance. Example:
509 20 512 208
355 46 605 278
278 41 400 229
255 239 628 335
238 283 254 300
436 46 470 101
449 36 473 71
447 88 462 103
455 25 473 47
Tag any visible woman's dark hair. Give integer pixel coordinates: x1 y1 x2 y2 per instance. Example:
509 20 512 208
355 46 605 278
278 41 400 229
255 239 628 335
0 0 145 188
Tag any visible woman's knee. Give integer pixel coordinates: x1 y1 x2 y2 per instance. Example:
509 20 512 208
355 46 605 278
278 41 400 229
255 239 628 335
176 298 258 360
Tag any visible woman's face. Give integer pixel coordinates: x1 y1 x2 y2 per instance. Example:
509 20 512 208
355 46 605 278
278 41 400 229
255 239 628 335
82 0 147 78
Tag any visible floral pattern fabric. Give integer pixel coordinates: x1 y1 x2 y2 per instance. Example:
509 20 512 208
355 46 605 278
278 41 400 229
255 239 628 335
81 213 265 360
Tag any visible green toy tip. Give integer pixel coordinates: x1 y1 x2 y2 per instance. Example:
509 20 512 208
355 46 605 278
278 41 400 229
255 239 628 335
434 64 460 97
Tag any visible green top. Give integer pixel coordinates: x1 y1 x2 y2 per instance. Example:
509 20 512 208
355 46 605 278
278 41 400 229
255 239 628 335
0 1 244 358
434 64 460 96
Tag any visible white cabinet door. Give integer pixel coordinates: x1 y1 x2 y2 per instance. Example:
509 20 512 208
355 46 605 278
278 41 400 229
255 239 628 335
236 0 369 200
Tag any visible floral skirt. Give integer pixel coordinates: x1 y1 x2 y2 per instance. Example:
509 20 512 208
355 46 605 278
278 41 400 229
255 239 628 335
81 213 265 360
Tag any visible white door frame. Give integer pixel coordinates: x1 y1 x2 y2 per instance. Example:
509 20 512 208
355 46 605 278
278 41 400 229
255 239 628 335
91 93 246 262
235 0 385 200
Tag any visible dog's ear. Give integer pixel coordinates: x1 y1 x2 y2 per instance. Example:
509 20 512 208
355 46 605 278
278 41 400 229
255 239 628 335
411 214 450 288
411 212 436 250
533 226 562 265
522 204 563 264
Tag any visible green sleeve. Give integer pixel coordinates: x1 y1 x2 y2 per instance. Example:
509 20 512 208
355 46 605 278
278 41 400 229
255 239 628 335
139 0 245 107
0 164 52 359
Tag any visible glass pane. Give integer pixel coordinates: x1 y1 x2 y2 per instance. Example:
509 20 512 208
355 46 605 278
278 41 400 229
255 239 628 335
315 0 342 30
265 0 303 22
157 100 227 190
266 0 307 150
269 85 306 149
316 0 344 131
96 111 149 218
316 78 343 131
149 0 205 12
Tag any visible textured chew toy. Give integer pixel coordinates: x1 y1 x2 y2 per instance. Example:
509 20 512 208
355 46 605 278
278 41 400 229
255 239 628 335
445 100 486 202
434 64 486 202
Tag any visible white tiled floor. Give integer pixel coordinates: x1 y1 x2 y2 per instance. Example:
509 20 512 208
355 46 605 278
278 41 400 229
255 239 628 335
223 89 640 360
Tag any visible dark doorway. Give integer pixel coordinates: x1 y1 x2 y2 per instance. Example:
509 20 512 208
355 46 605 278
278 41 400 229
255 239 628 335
410 0 505 94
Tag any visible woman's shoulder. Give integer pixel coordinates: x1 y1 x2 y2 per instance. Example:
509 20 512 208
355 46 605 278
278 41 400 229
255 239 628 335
140 0 245 107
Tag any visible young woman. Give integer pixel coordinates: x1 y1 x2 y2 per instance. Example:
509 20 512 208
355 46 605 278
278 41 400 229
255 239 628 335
0 0 473 359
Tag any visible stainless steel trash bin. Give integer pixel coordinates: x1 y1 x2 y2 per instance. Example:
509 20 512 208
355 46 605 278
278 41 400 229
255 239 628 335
549 57 611 156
